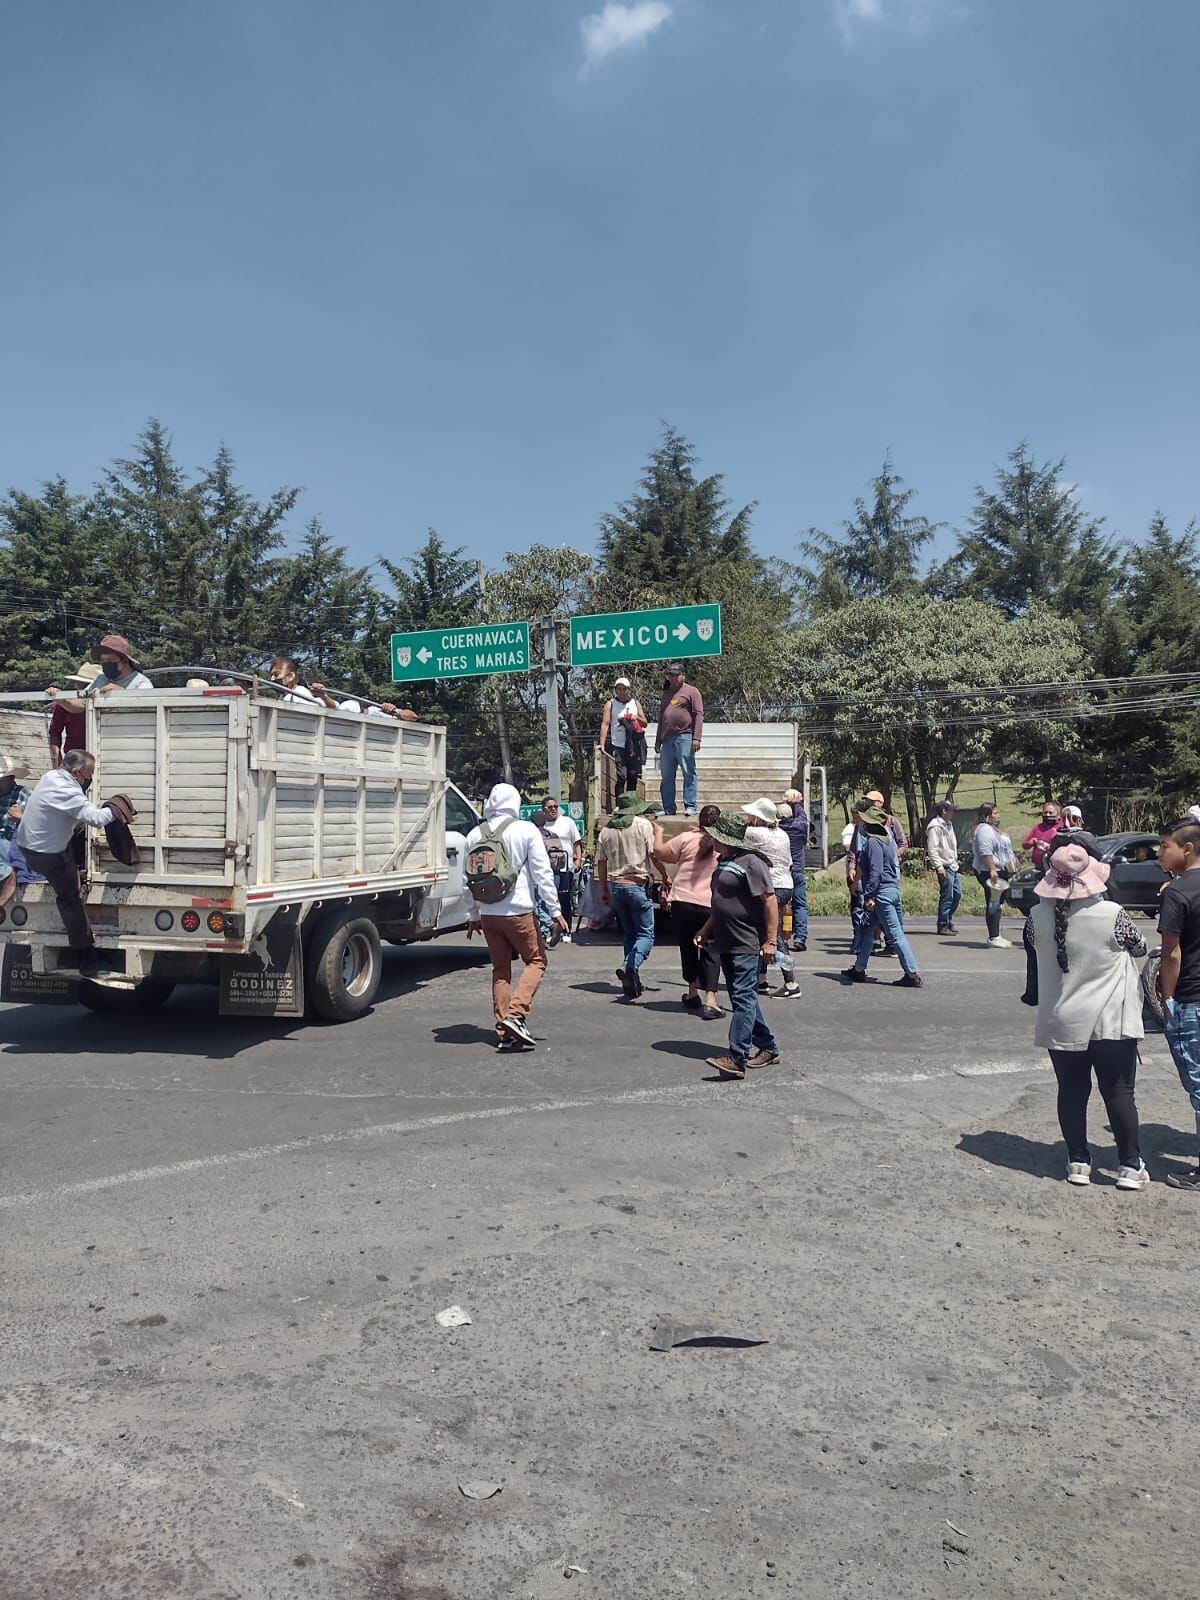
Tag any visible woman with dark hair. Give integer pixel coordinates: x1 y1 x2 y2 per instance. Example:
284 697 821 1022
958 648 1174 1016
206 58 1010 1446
654 803 724 1019
1025 839 1149 1189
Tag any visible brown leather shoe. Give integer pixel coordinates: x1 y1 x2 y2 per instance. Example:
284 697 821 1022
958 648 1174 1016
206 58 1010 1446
705 1054 746 1079
746 1049 780 1068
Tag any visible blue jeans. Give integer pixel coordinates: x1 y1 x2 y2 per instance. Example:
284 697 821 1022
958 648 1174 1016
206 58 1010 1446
975 870 1002 939
936 867 962 931
791 868 809 946
721 950 779 1066
658 732 697 814
610 881 655 974
853 884 919 975
1164 999 1200 1140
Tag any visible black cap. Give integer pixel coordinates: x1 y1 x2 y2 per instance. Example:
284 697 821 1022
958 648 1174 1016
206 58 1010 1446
667 660 685 674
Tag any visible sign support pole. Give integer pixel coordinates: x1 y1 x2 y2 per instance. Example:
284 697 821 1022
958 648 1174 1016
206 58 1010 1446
543 615 561 800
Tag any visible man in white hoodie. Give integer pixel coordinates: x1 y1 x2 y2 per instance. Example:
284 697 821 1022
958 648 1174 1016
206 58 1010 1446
464 783 567 1050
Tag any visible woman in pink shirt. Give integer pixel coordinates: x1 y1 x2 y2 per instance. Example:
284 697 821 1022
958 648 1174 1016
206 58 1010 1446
654 803 723 1020
1023 802 1063 870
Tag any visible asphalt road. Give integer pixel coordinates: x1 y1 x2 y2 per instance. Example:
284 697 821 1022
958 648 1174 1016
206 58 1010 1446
1 917 1196 1600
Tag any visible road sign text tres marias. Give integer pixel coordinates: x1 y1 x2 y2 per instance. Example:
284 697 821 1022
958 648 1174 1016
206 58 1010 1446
568 604 722 668
390 622 531 682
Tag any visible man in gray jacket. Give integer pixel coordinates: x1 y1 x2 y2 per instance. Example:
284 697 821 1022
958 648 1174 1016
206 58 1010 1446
926 800 961 936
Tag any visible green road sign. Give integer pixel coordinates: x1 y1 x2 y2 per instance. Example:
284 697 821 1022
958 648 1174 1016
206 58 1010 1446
390 621 530 683
568 603 721 668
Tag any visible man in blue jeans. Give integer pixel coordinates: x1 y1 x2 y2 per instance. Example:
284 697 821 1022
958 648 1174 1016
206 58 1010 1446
781 789 809 952
596 792 668 999
693 811 781 1081
656 662 703 816
841 802 923 988
1157 818 1200 1191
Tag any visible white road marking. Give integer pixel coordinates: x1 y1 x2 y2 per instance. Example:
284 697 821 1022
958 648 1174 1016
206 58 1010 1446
0 1046 1174 1208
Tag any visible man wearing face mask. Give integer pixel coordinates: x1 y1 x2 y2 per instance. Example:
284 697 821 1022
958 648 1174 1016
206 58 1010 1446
44 634 152 721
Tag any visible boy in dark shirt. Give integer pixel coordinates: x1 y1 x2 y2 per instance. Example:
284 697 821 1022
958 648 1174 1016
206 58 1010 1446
693 811 780 1080
1157 818 1200 1191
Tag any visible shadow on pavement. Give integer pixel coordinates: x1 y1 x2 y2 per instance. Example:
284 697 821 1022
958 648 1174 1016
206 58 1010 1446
956 1130 1063 1179
431 1023 498 1047
961 1120 1198 1181
0 943 492 1061
651 1038 718 1061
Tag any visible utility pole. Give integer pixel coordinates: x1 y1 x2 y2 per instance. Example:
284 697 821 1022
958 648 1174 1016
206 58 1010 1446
543 615 561 800
476 561 513 783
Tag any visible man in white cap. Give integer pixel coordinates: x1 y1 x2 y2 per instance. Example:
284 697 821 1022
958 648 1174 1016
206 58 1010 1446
598 675 646 795
742 798 801 998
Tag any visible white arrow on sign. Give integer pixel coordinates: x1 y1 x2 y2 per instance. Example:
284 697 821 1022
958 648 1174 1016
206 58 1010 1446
416 647 433 663
672 623 690 641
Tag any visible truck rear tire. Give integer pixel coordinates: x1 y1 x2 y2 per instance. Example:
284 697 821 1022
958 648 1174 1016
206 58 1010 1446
305 913 382 1022
77 978 176 1015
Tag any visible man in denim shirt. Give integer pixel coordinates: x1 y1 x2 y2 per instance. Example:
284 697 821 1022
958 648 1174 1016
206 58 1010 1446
841 802 922 988
780 788 809 952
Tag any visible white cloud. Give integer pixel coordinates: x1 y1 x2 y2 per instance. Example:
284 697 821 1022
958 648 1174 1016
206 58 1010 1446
835 0 957 42
581 2 673 69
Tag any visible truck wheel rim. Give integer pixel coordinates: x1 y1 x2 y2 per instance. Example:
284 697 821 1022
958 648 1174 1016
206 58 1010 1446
341 933 375 997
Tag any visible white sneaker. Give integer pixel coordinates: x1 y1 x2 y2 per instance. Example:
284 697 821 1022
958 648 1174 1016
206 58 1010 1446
559 933 573 944
1066 1161 1092 1185
1116 1162 1151 1191
987 936 1014 949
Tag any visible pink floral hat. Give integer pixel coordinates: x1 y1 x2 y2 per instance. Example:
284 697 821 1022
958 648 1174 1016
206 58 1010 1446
1034 841 1111 901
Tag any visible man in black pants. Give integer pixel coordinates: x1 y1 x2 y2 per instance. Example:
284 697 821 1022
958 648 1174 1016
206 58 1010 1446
15 750 118 977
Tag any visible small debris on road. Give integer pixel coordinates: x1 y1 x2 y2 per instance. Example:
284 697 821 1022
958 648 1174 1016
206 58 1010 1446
458 1479 502 1499
436 1305 472 1328
649 1318 767 1351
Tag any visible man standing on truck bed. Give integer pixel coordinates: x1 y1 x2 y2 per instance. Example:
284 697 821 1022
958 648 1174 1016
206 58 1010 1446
656 661 703 817
464 784 568 1050
15 750 118 977
44 635 152 726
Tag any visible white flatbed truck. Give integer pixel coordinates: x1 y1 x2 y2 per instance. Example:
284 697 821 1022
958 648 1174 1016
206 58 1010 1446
0 684 479 1022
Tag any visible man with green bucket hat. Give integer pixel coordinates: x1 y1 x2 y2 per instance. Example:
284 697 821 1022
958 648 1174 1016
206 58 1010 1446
841 801 923 987
692 810 782 1080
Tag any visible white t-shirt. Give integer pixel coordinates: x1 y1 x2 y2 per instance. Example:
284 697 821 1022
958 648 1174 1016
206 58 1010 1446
544 814 581 853
972 822 1002 872
745 824 794 891
609 696 642 751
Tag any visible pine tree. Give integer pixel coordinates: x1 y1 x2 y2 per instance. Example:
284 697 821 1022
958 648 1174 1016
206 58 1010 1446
937 443 1117 633
799 456 937 611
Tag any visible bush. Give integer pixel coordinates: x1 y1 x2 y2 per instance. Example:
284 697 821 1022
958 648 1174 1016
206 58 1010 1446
805 869 993 921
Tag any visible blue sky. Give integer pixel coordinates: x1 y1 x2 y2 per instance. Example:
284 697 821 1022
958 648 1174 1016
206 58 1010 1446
1 0 1196 575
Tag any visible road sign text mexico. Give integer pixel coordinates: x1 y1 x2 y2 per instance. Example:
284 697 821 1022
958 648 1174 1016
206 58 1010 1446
391 622 531 682
569 604 721 668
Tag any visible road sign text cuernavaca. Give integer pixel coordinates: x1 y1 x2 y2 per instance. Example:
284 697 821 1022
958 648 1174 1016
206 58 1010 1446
568 603 722 669
390 622 531 683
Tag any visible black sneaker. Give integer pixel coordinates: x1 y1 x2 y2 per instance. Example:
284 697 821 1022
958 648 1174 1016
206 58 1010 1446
616 966 635 998
499 1014 536 1047
791 941 807 953
894 972 923 988
1165 1167 1200 1193
682 993 702 1010
881 945 900 958
841 967 868 983
937 926 953 936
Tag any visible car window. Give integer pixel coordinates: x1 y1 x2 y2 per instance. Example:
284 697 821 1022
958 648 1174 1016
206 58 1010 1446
445 785 479 835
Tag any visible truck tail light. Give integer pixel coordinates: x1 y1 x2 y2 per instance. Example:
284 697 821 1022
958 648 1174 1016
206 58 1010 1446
206 911 225 934
0 907 6 924
181 910 201 933
9 906 27 926
155 911 174 931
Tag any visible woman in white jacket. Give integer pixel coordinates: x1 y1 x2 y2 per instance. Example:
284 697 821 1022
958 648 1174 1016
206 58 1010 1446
1025 839 1149 1189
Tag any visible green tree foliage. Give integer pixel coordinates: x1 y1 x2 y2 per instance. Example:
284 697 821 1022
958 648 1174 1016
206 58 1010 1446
595 427 794 716
372 532 498 795
1053 514 1200 810
787 596 1088 837
799 457 937 612
937 443 1117 636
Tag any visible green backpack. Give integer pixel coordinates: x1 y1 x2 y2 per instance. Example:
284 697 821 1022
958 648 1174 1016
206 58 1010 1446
465 818 520 904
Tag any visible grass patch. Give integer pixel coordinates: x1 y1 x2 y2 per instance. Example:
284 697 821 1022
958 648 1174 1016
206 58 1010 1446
805 870 994 921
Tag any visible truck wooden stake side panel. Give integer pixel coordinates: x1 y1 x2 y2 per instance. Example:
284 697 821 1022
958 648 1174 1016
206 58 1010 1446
0 688 450 1022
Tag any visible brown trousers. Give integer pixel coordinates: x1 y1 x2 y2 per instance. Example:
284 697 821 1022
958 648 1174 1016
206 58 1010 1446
23 846 93 950
482 913 547 1036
